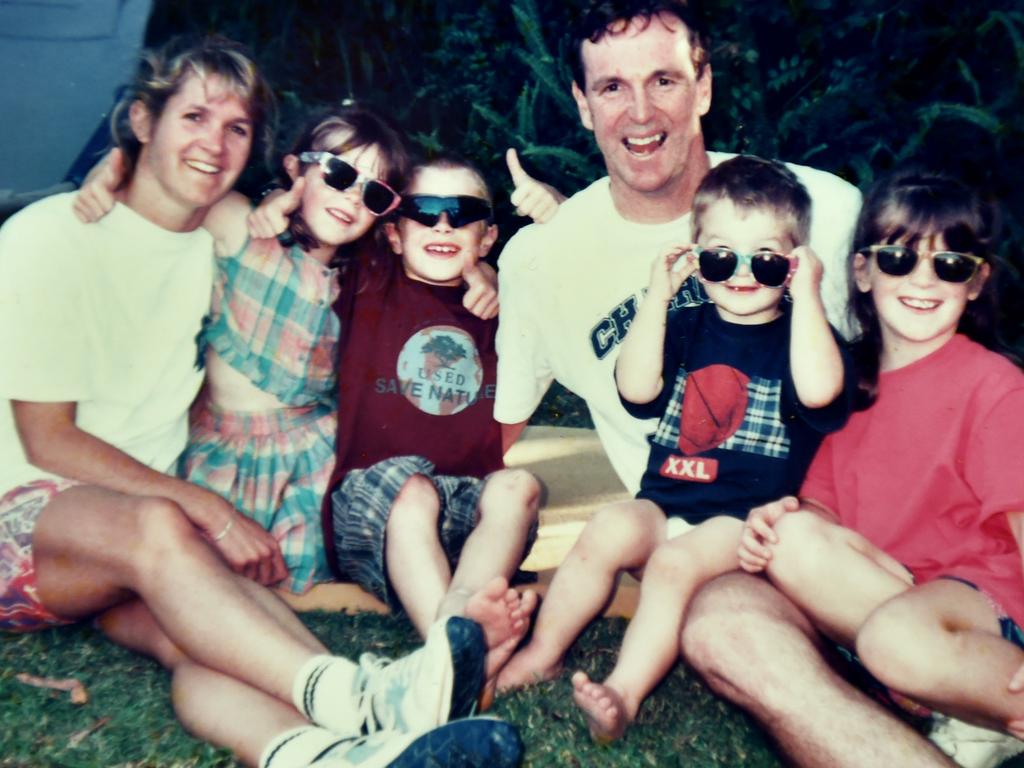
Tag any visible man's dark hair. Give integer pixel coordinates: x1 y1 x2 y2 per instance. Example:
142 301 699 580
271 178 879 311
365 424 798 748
570 0 710 89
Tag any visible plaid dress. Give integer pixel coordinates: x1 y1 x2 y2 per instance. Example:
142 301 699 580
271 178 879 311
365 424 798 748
182 237 340 593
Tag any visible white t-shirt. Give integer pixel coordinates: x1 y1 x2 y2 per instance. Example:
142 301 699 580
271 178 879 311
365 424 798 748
0 194 214 493
495 152 862 494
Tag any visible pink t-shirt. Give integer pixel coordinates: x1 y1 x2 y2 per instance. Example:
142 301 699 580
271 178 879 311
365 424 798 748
801 334 1024 626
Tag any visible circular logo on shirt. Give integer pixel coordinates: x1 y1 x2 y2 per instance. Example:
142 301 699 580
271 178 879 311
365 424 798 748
396 326 483 415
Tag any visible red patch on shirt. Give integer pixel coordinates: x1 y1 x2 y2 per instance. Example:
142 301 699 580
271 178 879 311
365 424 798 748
678 364 749 454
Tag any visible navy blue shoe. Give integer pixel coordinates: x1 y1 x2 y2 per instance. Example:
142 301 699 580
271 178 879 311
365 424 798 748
311 717 523 768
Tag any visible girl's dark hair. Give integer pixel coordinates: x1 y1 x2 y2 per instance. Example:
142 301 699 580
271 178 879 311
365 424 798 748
111 36 275 182
850 167 1002 405
284 105 410 256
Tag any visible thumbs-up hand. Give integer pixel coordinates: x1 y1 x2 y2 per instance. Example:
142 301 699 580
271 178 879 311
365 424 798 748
506 148 566 224
246 176 306 240
462 257 500 320
73 148 126 223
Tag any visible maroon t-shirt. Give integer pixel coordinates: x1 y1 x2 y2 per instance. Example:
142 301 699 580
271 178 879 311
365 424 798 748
326 261 503 497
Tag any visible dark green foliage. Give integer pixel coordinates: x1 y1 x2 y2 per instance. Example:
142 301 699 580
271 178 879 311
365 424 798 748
143 0 1023 364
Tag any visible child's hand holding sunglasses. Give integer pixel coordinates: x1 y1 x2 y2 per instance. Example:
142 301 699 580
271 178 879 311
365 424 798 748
648 245 698 305
785 245 824 304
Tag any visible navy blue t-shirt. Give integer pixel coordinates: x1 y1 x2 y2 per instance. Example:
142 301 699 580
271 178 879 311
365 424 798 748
622 302 852 522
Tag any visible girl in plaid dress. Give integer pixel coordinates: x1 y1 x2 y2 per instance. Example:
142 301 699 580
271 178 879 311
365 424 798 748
76 105 414 592
179 107 411 594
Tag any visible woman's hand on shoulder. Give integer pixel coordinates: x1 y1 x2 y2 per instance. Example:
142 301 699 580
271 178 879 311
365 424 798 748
72 148 125 223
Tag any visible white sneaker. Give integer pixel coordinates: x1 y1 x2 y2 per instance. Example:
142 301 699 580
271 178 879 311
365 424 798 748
929 714 1024 768
311 717 522 768
353 616 485 734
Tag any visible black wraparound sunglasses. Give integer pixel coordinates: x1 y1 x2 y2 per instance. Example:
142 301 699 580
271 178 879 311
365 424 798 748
397 195 493 229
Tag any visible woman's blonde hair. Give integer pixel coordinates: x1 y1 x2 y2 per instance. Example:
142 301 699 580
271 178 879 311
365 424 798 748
110 36 275 182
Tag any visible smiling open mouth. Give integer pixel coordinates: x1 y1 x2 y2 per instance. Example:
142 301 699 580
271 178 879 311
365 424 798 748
327 208 354 224
900 297 940 310
185 160 220 174
624 133 667 155
425 244 458 257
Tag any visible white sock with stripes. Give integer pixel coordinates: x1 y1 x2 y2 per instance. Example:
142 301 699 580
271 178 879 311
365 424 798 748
291 655 362 736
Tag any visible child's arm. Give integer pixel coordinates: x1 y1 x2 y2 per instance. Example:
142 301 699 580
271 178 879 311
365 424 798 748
615 248 697 404
787 246 845 408
506 148 566 225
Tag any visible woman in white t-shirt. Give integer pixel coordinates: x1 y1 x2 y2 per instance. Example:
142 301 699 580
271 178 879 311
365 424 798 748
0 36 519 768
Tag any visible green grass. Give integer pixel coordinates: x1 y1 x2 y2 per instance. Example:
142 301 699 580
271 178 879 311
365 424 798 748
0 612 782 767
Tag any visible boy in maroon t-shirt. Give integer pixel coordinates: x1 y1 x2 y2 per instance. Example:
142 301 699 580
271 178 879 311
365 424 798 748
323 155 543 682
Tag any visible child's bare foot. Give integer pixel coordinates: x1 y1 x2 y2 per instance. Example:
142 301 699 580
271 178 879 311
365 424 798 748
463 577 536 679
571 670 631 744
495 642 563 691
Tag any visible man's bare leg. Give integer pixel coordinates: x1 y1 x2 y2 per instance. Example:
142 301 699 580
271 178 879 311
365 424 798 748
681 573 955 767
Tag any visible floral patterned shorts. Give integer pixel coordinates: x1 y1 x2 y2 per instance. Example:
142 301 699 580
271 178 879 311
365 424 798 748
0 479 77 632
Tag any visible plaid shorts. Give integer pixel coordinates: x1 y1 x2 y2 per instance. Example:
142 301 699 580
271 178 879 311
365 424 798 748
0 479 78 632
183 400 335 594
330 456 486 612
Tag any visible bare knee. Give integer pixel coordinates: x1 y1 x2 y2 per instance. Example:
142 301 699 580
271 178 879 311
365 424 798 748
479 469 541 528
855 599 940 694
644 541 696 590
571 503 658 571
388 474 440 534
133 497 206 571
766 511 842 586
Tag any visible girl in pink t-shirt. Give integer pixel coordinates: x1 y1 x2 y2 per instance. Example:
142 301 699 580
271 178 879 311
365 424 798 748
738 169 1024 757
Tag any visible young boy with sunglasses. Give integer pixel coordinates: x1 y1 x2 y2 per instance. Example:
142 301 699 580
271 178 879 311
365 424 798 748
322 154 542 688
499 155 854 737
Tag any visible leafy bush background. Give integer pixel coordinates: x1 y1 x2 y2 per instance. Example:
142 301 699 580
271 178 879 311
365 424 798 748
147 0 1024 354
